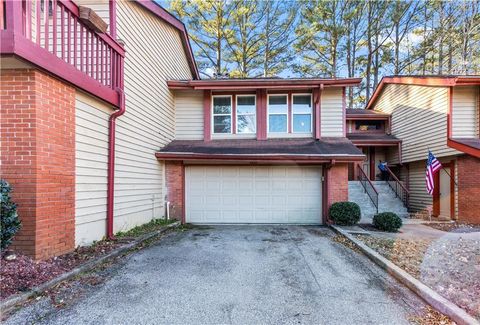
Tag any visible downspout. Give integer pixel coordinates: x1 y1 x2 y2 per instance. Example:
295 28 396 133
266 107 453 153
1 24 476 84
107 88 126 239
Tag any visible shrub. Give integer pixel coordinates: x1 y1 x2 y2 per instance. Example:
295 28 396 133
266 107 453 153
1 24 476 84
329 201 361 226
1 180 22 250
373 212 402 232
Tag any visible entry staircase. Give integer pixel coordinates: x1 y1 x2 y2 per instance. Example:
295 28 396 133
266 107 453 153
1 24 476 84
349 166 410 223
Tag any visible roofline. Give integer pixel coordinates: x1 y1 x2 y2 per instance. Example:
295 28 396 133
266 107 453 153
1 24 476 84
155 152 365 163
366 76 480 110
135 1 199 79
167 78 362 90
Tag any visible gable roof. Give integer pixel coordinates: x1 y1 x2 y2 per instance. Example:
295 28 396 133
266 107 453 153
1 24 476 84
135 1 199 79
366 75 480 110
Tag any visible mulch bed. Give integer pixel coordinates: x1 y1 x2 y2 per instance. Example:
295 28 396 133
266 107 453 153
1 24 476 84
356 234 480 321
355 235 432 277
0 240 124 300
1 219 176 302
423 222 480 233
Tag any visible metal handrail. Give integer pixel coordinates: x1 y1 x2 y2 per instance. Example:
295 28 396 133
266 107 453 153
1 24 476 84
357 165 378 214
385 166 410 209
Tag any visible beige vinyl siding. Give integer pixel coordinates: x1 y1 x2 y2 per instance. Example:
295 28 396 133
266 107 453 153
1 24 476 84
408 161 432 213
175 90 204 140
452 86 479 138
74 0 110 29
321 88 343 137
113 0 192 232
373 84 459 163
75 92 112 246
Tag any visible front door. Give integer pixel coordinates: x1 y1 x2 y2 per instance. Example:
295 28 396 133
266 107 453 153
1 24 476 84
439 168 451 219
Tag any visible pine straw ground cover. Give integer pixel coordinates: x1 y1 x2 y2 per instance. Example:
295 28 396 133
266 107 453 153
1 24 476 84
356 234 480 322
0 218 175 300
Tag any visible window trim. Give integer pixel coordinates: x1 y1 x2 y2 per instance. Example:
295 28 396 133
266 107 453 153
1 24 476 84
267 94 289 134
236 94 257 134
291 93 313 133
211 95 233 134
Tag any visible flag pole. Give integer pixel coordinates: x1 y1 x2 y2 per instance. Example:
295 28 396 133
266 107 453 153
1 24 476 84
440 167 458 186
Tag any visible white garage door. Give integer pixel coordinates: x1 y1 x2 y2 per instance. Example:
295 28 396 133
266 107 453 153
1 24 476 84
185 166 322 224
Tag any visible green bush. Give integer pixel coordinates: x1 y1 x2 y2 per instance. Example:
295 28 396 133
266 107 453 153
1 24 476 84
1 180 22 250
373 212 402 232
329 201 361 226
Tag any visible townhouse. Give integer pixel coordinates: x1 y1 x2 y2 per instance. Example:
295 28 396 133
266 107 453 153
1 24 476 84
1 0 363 259
366 76 480 223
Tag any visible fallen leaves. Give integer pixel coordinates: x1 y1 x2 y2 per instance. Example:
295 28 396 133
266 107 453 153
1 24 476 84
0 239 122 300
409 306 455 325
332 235 361 253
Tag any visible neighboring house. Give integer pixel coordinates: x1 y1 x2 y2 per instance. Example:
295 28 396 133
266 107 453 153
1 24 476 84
1 0 198 259
366 76 480 223
1 0 364 259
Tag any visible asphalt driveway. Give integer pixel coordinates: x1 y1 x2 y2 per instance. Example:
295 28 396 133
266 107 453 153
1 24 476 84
6 226 427 324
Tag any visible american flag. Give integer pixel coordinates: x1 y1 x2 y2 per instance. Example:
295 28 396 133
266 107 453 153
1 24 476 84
426 151 442 195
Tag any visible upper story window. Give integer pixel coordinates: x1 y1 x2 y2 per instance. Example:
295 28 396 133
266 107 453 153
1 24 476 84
292 94 312 133
213 96 232 134
355 120 383 131
268 95 288 133
237 95 256 134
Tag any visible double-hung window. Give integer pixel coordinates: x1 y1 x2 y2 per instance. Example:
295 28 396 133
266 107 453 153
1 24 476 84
292 94 312 133
268 95 288 133
212 96 232 134
236 95 256 133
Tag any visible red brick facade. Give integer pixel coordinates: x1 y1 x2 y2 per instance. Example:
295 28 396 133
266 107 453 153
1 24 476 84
457 155 480 224
0 69 76 259
326 163 349 221
165 161 185 221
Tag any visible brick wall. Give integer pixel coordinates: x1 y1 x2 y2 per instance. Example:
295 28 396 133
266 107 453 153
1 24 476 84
327 163 349 221
457 155 480 224
0 69 76 259
165 161 184 221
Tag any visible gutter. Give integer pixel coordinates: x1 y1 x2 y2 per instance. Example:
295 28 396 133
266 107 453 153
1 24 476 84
107 88 126 239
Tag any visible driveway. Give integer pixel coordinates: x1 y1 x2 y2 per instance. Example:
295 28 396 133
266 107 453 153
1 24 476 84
6 226 427 324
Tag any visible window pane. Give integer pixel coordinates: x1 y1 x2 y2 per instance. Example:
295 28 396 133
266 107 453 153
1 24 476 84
213 97 231 114
293 95 311 113
269 95 287 105
237 96 255 106
268 95 287 114
269 115 287 133
237 115 256 133
293 114 311 132
293 95 311 105
213 116 231 133
237 95 256 115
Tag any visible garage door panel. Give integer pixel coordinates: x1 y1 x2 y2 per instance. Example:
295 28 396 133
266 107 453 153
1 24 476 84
186 166 322 224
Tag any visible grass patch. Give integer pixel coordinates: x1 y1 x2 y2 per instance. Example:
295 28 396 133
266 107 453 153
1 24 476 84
115 218 176 238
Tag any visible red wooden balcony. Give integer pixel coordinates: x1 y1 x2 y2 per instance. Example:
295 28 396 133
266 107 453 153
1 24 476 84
0 0 125 107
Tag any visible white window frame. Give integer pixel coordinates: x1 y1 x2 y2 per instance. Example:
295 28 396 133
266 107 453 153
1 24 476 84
236 94 257 134
267 94 289 134
291 93 313 133
212 95 233 134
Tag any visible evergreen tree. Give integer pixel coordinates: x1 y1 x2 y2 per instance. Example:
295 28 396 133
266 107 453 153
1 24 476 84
1 180 21 250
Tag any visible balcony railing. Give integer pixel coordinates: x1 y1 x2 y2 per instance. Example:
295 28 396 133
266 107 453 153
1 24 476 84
1 0 125 107
357 164 379 214
385 166 410 209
